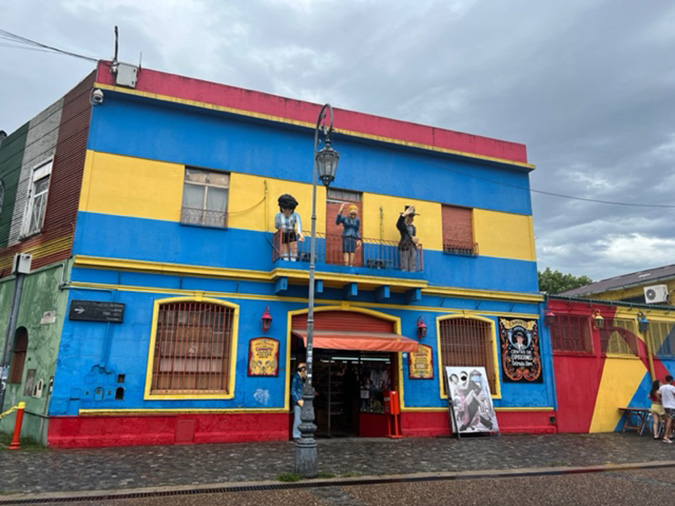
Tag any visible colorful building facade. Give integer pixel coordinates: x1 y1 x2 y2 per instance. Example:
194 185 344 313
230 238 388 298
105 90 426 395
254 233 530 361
1 61 557 447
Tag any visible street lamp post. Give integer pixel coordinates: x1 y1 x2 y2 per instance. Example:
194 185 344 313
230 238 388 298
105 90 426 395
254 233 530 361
295 104 339 477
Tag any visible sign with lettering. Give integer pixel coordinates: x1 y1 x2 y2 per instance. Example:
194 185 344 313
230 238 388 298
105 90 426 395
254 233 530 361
499 317 543 383
408 344 434 379
68 300 125 323
248 337 280 376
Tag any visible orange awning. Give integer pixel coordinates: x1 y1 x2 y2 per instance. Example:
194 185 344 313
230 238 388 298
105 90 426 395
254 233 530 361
292 329 419 353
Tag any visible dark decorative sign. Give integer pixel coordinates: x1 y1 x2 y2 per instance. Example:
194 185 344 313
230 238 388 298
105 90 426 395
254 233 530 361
408 344 434 379
499 318 542 383
68 300 125 323
248 337 280 376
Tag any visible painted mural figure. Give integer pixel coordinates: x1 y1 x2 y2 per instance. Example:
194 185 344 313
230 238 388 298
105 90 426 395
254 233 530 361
275 194 304 261
336 203 362 266
396 205 421 271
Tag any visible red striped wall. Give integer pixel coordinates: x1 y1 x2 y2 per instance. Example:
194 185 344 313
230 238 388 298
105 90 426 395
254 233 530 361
95 62 528 164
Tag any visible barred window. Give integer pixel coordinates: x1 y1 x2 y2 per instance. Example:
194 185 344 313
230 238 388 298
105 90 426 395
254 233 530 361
646 321 675 359
180 168 229 227
150 301 234 395
9 327 28 384
439 318 497 393
599 318 640 357
442 205 478 256
550 315 593 353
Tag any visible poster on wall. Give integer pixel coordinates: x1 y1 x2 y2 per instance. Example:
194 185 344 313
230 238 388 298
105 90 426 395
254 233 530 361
445 366 499 435
408 344 434 379
498 318 543 383
248 337 280 377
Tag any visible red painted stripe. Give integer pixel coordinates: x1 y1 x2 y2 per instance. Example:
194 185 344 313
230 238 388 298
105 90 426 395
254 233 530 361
95 62 528 164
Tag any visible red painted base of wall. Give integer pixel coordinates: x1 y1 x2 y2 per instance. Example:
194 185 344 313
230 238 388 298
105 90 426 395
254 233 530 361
47 410 558 448
401 410 558 437
48 413 290 448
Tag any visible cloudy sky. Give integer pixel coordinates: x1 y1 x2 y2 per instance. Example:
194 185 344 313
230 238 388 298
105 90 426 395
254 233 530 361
2 0 674 282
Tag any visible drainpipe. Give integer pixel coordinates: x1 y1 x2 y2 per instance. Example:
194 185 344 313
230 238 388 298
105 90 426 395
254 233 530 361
0 272 26 410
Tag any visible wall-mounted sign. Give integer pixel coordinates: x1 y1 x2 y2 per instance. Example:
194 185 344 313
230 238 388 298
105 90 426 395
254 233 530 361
41 311 56 325
408 344 434 379
248 337 280 377
68 300 125 323
499 317 543 383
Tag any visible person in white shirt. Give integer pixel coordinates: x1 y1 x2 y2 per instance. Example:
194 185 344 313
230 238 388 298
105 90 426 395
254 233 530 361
658 375 675 443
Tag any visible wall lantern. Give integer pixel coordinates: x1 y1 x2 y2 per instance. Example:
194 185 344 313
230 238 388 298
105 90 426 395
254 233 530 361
638 312 650 333
261 306 273 333
592 309 604 329
544 308 556 327
416 317 428 340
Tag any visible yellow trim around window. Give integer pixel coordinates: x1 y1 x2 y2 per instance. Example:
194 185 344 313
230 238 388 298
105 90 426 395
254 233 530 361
143 296 239 400
435 314 502 401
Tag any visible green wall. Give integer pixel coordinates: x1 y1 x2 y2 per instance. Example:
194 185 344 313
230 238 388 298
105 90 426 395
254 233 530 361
0 124 28 247
0 261 70 444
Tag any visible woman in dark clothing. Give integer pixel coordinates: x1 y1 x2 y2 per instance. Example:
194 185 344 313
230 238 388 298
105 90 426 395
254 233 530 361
396 205 421 271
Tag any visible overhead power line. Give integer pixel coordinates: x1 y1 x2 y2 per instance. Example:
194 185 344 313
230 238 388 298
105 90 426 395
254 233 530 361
0 28 98 62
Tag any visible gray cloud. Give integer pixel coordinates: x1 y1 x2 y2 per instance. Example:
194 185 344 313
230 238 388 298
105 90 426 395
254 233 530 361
2 0 674 282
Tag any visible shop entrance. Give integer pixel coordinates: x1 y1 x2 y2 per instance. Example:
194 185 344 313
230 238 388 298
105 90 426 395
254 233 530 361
313 350 394 438
290 309 419 439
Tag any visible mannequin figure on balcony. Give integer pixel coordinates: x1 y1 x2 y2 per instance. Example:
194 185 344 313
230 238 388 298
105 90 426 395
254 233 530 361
336 203 362 266
275 194 304 261
396 205 421 272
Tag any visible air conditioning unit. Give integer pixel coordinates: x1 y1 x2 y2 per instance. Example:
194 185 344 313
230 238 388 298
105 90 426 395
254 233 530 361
12 253 32 274
644 284 669 304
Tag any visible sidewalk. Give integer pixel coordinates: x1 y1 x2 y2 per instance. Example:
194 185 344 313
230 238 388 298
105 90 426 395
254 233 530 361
1 433 674 496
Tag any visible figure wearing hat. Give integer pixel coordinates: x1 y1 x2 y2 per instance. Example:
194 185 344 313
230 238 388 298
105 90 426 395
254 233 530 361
396 205 422 271
336 203 362 266
274 194 304 261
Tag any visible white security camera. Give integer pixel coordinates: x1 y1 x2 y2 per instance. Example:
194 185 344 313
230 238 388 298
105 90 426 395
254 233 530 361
91 88 104 105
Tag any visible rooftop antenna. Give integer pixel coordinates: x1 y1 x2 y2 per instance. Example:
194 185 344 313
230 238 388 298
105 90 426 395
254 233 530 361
138 51 143 70
113 25 119 64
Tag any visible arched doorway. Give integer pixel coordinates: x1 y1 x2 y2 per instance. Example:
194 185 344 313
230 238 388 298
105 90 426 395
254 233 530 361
290 309 416 437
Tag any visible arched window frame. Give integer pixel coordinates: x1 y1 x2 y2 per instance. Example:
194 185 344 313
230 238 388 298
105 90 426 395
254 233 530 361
9 327 28 384
144 297 239 400
435 315 501 400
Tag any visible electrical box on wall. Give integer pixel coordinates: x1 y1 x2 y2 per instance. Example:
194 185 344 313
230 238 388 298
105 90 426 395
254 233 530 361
12 253 32 274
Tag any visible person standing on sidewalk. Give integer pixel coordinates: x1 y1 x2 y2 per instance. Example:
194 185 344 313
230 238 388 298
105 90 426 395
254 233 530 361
649 380 665 439
291 362 307 440
659 375 675 443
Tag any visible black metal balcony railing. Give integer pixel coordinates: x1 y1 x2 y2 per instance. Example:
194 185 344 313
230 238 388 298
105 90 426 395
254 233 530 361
443 240 478 257
181 207 228 228
272 230 424 272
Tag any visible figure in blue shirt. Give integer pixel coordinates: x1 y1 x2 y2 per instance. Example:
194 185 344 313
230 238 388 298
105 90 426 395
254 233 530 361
336 203 362 266
275 194 304 261
291 362 307 440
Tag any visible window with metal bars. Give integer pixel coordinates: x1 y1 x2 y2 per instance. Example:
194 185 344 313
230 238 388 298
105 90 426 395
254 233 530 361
180 168 229 228
150 301 234 395
439 318 497 394
599 318 640 357
645 321 675 359
550 315 593 353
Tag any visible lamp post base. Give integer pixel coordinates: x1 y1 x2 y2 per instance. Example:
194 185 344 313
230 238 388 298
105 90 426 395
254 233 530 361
294 384 318 477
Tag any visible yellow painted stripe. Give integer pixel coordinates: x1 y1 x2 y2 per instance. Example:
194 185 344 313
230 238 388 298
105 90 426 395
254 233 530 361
474 210 536 261
95 83 535 171
399 407 554 413
80 151 183 219
79 408 288 415
79 152 536 262
588 357 647 432
0 234 74 270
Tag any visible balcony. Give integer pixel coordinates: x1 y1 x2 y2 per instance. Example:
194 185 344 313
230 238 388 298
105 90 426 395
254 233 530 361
272 230 424 273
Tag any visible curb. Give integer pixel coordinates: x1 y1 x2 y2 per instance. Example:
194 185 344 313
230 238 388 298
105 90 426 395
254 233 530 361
1 460 674 504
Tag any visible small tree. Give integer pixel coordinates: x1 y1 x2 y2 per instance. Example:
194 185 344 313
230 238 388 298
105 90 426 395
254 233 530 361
538 267 592 294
